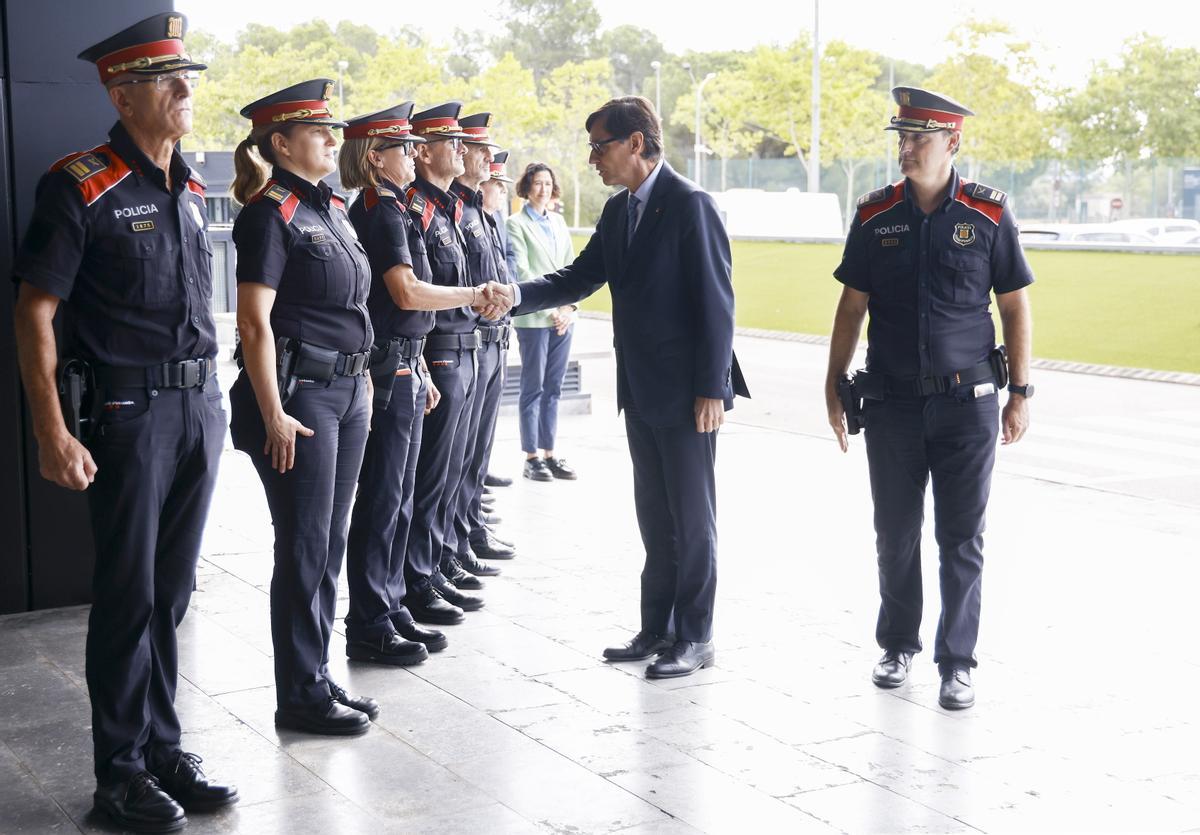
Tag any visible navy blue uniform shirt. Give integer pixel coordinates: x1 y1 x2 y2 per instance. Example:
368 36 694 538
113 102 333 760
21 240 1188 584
348 178 435 340
834 169 1034 378
407 176 477 335
449 180 509 326
481 208 512 326
233 166 373 354
14 121 217 367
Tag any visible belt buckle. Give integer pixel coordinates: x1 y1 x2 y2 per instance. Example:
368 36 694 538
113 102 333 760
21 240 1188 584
180 359 202 389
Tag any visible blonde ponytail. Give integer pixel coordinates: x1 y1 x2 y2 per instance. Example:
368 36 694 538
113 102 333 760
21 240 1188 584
231 134 270 206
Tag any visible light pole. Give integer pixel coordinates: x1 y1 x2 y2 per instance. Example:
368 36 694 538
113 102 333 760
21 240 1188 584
336 59 349 111
809 0 820 193
650 60 661 114
695 72 715 189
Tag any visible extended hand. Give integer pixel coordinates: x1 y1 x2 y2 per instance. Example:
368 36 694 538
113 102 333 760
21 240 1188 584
39 431 97 491
474 282 514 320
1001 395 1029 445
694 397 724 434
825 386 849 453
264 411 315 473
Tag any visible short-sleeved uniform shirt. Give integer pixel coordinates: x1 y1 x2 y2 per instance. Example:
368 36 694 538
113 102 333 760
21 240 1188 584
834 169 1034 379
348 178 435 341
233 166 372 354
13 120 217 367
482 208 512 326
407 176 477 335
449 180 509 327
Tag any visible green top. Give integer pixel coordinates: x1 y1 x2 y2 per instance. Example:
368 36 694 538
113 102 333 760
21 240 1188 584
507 204 575 329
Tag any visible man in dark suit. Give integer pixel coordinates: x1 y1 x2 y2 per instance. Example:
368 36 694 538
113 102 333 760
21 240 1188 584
482 96 748 678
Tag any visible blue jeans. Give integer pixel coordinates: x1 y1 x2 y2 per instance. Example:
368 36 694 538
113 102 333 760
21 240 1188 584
516 324 573 454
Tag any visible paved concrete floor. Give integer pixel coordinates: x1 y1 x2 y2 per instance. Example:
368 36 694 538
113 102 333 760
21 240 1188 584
3 318 1200 833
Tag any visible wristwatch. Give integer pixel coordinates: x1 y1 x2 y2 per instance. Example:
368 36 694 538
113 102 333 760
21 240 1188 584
1007 383 1034 398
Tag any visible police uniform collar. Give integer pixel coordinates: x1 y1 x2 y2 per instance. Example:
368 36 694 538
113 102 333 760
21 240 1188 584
380 176 409 197
412 175 457 213
107 120 188 189
271 165 332 208
904 167 961 215
449 179 480 205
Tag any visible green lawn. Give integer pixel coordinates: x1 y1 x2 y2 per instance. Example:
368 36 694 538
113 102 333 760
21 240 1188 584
573 236 1200 374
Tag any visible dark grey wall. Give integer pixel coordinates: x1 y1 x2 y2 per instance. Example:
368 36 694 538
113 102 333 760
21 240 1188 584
1 0 172 613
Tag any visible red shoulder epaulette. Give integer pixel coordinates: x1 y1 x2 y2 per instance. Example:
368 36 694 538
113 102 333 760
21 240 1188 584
51 144 132 207
331 194 346 212
856 181 905 225
251 180 301 225
406 187 435 232
186 168 206 198
954 181 1005 226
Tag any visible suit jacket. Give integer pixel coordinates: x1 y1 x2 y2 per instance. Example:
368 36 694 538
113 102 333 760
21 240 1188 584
514 163 749 428
507 205 575 329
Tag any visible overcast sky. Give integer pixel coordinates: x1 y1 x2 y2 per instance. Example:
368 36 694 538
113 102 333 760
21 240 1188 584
189 0 1200 90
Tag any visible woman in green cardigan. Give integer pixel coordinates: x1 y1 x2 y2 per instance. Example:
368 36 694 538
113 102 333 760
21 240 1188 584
507 163 578 481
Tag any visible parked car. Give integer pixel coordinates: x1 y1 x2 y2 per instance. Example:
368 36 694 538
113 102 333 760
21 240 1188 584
1017 223 1156 245
1107 218 1200 241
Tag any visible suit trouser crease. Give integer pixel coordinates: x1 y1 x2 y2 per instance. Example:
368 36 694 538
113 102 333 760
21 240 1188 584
345 361 426 640
515 325 573 454
230 373 369 710
405 346 476 589
86 381 225 782
864 393 998 669
456 339 503 554
624 407 719 644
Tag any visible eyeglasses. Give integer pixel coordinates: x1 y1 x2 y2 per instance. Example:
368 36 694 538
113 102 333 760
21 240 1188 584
380 141 419 157
588 136 627 155
429 137 464 150
115 69 201 90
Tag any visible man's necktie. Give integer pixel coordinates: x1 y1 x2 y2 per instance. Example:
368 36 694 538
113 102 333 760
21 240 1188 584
626 193 640 246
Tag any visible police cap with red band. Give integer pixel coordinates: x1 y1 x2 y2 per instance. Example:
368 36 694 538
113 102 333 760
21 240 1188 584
489 150 514 184
343 102 426 143
78 12 207 84
239 79 347 129
410 102 472 140
459 112 501 149
886 87 974 133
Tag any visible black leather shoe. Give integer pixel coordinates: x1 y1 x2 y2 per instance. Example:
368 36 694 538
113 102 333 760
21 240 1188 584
346 632 429 666
328 682 380 720
523 458 554 482
94 772 186 833
472 531 516 560
871 650 913 689
482 525 514 548
149 752 238 812
544 456 577 480
482 511 503 525
481 485 494 497
442 555 484 590
646 640 715 679
460 549 501 577
403 586 465 625
275 700 370 735
602 631 676 662
395 618 449 652
432 571 484 612
485 472 513 487
938 668 975 710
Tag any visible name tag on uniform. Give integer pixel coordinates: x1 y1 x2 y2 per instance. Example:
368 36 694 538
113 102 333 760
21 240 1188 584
973 382 996 398
436 230 452 246
131 220 155 232
311 233 327 243
395 368 412 377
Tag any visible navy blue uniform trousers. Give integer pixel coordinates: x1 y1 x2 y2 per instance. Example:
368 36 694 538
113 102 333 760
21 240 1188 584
448 337 503 562
864 391 999 670
405 345 476 589
230 372 369 710
624 404 719 644
344 358 427 640
467 344 507 547
85 376 225 782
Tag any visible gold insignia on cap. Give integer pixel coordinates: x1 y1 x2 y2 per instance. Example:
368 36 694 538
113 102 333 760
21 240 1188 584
322 81 334 100
899 91 911 106
167 16 183 39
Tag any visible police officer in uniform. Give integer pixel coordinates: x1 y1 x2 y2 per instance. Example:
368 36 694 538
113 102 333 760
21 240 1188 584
825 87 1034 710
339 103 488 662
228 79 379 735
400 102 493 622
12 13 237 831
444 113 516 579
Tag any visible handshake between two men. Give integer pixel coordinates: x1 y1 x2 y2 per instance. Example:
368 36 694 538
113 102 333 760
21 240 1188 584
472 281 516 321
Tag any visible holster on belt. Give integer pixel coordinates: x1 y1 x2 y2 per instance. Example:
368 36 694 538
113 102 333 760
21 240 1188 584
369 339 405 411
853 369 885 401
989 345 1009 389
837 373 866 435
275 336 300 406
57 358 97 442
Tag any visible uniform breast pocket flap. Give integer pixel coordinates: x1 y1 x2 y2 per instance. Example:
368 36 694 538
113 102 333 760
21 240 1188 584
116 236 175 308
298 242 338 300
937 249 989 305
431 240 461 264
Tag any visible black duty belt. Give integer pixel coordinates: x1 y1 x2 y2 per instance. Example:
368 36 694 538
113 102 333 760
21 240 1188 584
374 336 426 362
283 340 371 381
425 332 481 351
860 358 997 399
94 357 215 390
478 325 510 347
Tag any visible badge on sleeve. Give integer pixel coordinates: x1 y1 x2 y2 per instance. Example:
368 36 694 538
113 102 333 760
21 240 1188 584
953 223 976 247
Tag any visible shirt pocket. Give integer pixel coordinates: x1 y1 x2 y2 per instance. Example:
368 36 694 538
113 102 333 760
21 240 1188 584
935 249 990 305
293 242 339 302
106 236 177 309
867 244 915 300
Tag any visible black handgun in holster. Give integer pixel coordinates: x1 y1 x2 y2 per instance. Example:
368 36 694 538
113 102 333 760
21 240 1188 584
57 358 96 442
369 339 405 411
837 373 866 435
276 336 300 406
989 345 1009 389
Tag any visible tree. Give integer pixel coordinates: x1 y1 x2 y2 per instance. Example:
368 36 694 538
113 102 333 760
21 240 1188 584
740 38 814 182
538 58 615 226
497 0 602 93
603 25 666 97
669 73 761 190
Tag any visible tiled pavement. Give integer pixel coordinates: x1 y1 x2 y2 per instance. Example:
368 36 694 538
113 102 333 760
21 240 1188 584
3 319 1199 833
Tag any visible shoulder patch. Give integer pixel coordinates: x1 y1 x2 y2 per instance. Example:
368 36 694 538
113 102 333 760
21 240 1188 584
955 181 1005 226
50 144 132 207
331 194 347 211
406 188 435 232
856 181 905 225
262 183 291 204
376 187 395 200
255 180 301 225
856 184 893 208
966 182 1007 207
